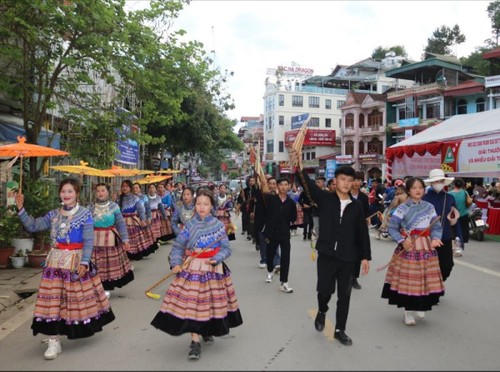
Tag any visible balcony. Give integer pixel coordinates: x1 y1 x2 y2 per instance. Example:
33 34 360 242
360 126 384 136
343 127 355 136
387 82 444 100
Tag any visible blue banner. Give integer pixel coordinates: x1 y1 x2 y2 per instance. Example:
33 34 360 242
399 117 419 127
291 113 310 130
115 125 139 165
326 159 337 180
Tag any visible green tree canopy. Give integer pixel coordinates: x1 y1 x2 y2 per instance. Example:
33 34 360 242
487 0 500 46
371 45 408 60
423 24 466 57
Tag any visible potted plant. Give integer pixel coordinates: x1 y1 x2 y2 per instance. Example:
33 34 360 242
0 206 19 268
10 249 27 269
12 219 34 254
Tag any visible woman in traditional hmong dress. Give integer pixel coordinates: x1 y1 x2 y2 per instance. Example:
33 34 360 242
157 182 175 242
288 183 303 236
171 186 196 237
151 189 243 360
132 182 158 256
117 180 148 261
215 184 236 241
15 178 114 360
89 183 134 297
147 183 167 242
381 177 445 326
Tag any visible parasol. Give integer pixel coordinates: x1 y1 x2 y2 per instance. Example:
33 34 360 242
157 169 182 174
0 136 69 193
136 174 172 185
50 160 115 181
130 168 156 176
101 165 141 177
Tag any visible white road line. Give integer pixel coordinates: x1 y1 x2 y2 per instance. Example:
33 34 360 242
454 258 500 278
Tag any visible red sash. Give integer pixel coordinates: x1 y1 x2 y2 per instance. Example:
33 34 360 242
189 247 220 258
56 242 84 250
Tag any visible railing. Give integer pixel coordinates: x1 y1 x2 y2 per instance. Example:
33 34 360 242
387 82 443 99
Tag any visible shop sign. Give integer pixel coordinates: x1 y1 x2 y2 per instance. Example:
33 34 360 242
284 129 335 147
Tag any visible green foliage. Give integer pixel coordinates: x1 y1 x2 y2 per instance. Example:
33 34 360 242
0 206 20 248
487 0 500 46
423 24 466 57
461 47 494 76
371 45 408 60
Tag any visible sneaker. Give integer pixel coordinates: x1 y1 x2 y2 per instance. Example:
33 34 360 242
334 330 353 346
105 291 111 299
404 311 416 326
266 272 273 283
259 263 266 269
188 341 201 360
274 265 281 274
415 311 426 319
453 248 463 257
202 335 214 344
44 338 62 360
280 282 293 293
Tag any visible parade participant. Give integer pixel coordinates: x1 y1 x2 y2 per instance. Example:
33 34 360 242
327 178 336 193
423 169 462 281
147 183 168 242
377 181 408 240
288 183 303 236
383 177 445 326
298 186 314 241
290 148 371 346
261 177 297 293
215 184 236 241
173 181 184 208
171 186 196 236
350 171 370 290
150 189 243 360
157 182 175 242
240 176 257 241
132 182 158 256
117 180 149 260
15 178 115 360
89 183 134 298
448 177 470 256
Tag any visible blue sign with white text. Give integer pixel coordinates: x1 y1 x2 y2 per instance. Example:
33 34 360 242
291 113 310 130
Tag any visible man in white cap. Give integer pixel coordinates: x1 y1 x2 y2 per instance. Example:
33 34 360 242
423 169 463 282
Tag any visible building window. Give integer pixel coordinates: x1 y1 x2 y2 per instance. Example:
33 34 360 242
426 103 440 119
398 107 406 121
309 117 320 127
292 95 303 107
309 96 320 108
266 140 274 153
345 140 354 156
368 109 383 127
311 151 316 159
476 97 485 112
306 152 311 160
359 113 365 128
279 94 284 106
345 113 354 128
279 115 284 125
325 118 331 128
359 141 364 154
279 141 284 152
337 100 346 109
325 99 332 109
368 137 383 155
457 99 467 115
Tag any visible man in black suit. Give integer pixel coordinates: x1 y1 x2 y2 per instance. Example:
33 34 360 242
349 171 370 290
290 149 371 346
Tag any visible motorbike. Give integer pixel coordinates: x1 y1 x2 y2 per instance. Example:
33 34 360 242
468 202 488 241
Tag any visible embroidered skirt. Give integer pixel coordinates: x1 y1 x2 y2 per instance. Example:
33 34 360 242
150 258 243 337
381 236 445 311
159 211 174 240
150 209 163 240
124 216 156 260
92 229 134 290
31 249 115 339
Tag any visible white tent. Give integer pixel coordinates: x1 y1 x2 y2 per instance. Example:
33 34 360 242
386 109 500 179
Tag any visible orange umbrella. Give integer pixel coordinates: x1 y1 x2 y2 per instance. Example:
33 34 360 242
50 160 115 182
102 165 141 177
157 169 182 174
0 136 69 193
136 174 172 185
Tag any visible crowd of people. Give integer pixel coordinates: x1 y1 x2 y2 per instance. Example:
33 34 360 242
13 161 497 361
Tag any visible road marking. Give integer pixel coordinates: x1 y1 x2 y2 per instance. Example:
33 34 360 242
307 309 333 342
454 259 500 278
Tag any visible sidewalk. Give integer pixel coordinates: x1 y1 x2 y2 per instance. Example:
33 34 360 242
0 266 42 340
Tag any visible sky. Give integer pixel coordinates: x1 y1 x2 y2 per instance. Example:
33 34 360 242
126 0 492 127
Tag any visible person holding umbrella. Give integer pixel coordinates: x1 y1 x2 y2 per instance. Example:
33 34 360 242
15 178 115 360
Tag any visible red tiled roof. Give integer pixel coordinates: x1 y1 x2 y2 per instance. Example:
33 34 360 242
483 48 500 60
444 80 484 97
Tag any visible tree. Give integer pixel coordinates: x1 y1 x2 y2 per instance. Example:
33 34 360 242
371 45 408 60
487 0 500 47
423 24 466 57
460 46 494 76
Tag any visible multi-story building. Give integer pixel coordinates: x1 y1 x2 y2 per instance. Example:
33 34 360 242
482 48 500 110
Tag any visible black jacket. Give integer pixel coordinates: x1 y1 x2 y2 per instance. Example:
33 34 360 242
296 170 371 262
352 191 370 218
262 192 297 240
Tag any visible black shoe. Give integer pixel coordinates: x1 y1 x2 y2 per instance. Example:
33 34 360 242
314 311 326 332
246 236 252 241
188 341 201 360
352 278 362 290
334 330 353 346
303 236 307 241
202 335 214 344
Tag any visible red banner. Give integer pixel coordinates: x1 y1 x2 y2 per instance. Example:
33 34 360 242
285 129 335 147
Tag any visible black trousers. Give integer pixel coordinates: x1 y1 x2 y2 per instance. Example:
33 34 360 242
267 237 291 283
437 239 454 281
302 209 314 238
316 254 355 332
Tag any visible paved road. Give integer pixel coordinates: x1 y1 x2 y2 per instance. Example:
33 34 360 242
1 218 500 370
